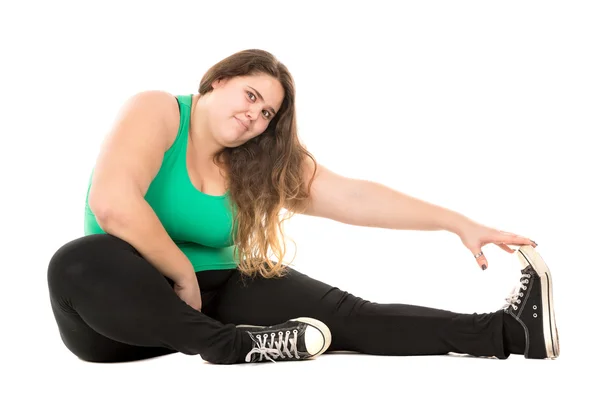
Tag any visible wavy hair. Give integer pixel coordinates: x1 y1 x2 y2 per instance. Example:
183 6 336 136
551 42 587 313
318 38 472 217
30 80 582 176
197 49 317 281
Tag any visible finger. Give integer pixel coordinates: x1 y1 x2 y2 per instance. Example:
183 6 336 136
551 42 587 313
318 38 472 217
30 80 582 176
473 250 488 271
495 232 536 247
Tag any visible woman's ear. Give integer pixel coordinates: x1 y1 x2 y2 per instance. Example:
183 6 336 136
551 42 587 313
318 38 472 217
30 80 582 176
211 77 229 90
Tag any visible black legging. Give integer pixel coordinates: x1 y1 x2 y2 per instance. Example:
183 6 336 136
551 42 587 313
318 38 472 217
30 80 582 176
47 234 510 364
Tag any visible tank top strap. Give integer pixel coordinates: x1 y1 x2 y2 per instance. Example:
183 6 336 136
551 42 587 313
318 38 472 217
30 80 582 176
163 94 194 164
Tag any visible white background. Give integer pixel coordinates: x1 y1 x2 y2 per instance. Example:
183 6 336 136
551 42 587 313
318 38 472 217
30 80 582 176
1 0 598 398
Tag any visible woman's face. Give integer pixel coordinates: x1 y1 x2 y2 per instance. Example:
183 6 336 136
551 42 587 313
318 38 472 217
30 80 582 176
209 73 285 146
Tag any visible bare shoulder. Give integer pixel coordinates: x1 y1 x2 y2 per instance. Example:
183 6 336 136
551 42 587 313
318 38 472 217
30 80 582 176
128 90 181 151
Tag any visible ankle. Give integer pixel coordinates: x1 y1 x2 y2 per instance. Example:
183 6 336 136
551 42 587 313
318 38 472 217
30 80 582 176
502 311 526 355
235 329 255 363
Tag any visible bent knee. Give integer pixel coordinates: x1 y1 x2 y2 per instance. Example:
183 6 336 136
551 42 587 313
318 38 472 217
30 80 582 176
47 234 135 287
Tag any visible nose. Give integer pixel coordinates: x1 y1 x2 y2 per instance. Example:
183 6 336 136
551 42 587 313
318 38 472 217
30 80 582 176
245 105 261 120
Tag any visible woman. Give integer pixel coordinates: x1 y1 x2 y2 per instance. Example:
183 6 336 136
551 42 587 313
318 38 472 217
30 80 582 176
47 49 560 364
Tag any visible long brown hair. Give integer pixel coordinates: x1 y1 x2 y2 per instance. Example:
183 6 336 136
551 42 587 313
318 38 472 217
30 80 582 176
198 49 317 281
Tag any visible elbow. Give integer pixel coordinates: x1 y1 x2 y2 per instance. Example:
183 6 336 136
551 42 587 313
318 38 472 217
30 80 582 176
90 202 131 235
89 197 122 229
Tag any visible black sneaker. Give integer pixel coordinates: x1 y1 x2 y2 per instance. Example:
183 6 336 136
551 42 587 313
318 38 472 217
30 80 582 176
502 245 560 359
237 317 332 363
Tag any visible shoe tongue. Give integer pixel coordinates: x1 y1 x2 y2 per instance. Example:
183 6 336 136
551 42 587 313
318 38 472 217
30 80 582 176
508 284 520 297
521 265 534 275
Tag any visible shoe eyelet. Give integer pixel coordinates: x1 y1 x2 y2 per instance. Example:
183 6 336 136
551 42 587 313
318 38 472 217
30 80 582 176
524 279 529 283
517 300 521 304
533 313 538 318
256 335 261 339
293 329 298 334
533 305 537 310
519 293 524 297
278 332 283 336
271 333 275 337
263 334 268 339
512 305 518 310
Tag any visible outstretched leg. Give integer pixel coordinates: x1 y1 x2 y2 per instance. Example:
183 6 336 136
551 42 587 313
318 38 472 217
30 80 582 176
212 265 511 359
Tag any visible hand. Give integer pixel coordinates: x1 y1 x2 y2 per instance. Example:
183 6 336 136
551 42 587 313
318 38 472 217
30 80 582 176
458 219 537 270
173 279 203 312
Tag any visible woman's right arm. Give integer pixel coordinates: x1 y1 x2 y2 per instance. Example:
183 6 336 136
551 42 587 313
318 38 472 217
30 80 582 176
88 90 197 285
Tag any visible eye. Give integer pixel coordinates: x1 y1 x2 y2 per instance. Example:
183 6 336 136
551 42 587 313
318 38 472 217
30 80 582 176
246 91 272 119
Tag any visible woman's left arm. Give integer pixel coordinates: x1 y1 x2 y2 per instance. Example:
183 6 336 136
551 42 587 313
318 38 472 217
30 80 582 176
343 179 468 233
296 160 537 271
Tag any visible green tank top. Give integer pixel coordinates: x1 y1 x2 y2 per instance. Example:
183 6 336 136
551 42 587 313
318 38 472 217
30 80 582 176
83 94 240 272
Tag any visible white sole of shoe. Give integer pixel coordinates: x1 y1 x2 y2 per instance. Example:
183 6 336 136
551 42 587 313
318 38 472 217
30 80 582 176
517 245 560 359
237 317 332 359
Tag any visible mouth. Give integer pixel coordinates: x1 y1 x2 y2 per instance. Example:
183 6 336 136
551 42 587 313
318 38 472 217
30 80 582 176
234 117 248 130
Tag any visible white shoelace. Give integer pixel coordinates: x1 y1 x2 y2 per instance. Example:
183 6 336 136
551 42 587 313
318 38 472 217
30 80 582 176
503 272 532 311
244 330 300 363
